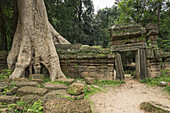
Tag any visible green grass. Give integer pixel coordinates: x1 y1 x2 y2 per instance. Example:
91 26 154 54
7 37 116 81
141 69 170 95
96 80 125 87
0 69 12 81
0 100 43 113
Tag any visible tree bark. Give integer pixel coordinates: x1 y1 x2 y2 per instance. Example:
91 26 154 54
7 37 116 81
7 0 70 81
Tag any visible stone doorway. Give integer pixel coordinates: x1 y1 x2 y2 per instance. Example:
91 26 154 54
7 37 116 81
112 42 147 80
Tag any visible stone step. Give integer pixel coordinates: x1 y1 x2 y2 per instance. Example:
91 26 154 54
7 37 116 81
16 86 48 96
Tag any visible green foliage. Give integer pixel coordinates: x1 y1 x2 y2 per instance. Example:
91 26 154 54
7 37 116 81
84 84 102 99
0 69 12 80
96 80 125 86
51 81 70 86
2 100 44 113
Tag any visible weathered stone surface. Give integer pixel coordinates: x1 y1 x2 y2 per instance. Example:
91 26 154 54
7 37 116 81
43 90 71 102
55 78 74 84
0 95 20 104
44 82 68 90
43 99 92 113
68 82 85 95
16 86 48 96
84 77 96 84
86 85 92 92
72 93 85 100
13 78 30 82
29 74 44 80
10 81 39 87
21 95 41 103
140 102 170 113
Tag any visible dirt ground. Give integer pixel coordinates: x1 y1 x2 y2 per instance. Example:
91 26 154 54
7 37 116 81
89 79 170 113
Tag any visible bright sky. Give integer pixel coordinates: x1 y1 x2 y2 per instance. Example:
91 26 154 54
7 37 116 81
92 0 116 13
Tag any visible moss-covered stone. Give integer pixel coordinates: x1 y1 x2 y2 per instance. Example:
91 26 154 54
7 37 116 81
68 83 85 95
16 86 48 96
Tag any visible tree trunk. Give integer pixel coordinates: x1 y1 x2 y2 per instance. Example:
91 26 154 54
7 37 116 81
7 0 70 81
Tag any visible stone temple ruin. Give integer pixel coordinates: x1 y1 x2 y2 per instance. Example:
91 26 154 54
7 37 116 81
0 22 169 112
0 23 169 81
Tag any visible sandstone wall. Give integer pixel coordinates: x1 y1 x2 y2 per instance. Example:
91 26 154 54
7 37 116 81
146 48 170 77
56 44 115 80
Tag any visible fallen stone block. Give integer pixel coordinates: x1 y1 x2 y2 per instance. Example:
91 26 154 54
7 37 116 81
0 95 20 104
43 90 72 102
55 78 74 84
21 95 41 104
44 82 68 90
10 81 39 87
84 77 96 84
16 86 48 96
68 82 85 95
43 99 92 113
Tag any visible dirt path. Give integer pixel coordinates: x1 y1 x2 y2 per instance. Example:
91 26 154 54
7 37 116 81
89 79 170 113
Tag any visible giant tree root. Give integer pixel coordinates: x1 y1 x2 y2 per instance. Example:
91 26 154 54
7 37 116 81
7 0 70 81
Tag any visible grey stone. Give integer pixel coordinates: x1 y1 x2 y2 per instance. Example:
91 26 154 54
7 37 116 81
0 95 20 104
68 82 85 95
21 95 41 103
43 99 92 113
55 78 74 84
44 82 68 90
84 77 96 84
86 85 92 92
16 86 48 96
43 90 72 102
29 74 44 80
10 81 39 87
13 78 30 82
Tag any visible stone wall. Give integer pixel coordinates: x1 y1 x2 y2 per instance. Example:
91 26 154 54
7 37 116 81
146 48 170 77
0 45 115 81
56 44 115 80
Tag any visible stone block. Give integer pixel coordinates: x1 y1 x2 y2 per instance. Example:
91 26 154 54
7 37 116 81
44 82 68 90
43 99 92 113
43 90 71 102
16 86 48 96
10 81 39 88
21 95 41 103
29 74 44 80
55 78 74 84
0 95 20 104
68 82 85 95
84 77 96 85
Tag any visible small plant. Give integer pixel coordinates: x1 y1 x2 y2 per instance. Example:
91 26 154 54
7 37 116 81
6 100 43 112
0 69 12 80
